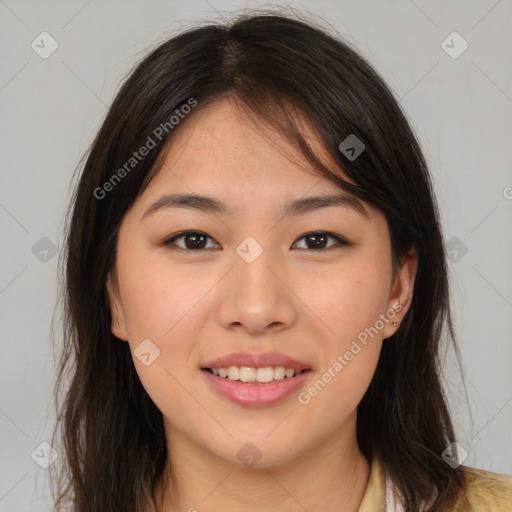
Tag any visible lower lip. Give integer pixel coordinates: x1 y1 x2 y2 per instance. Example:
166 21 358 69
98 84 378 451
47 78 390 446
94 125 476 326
201 369 312 407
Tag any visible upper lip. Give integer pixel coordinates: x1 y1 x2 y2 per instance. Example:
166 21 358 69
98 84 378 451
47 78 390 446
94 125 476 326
202 351 312 371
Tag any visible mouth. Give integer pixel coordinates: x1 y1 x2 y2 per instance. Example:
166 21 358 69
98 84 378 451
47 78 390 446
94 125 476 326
200 366 313 407
201 366 312 384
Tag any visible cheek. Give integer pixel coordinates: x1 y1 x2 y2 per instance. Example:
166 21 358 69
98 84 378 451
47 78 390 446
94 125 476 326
304 258 390 344
294 258 388 408
118 248 206 340
115 249 207 398
117 253 206 422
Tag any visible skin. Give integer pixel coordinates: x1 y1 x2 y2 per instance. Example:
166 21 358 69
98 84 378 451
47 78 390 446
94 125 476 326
106 96 418 512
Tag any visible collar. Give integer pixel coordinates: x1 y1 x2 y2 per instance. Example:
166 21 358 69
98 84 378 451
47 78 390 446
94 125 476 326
357 456 387 512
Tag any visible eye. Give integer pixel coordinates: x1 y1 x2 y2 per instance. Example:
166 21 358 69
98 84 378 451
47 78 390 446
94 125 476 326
162 231 219 251
162 230 349 252
292 231 349 251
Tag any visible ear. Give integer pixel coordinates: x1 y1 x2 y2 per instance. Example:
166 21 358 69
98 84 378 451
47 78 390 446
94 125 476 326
106 272 130 341
382 245 418 340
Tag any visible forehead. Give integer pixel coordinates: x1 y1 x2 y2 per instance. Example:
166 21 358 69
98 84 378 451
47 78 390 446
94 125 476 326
128 97 384 230
146 97 354 195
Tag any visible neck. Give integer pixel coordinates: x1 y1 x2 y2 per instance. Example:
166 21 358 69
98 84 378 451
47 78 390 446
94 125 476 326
153 414 370 512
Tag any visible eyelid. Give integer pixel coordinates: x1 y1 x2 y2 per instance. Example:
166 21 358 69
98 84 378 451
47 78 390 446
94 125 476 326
161 230 350 251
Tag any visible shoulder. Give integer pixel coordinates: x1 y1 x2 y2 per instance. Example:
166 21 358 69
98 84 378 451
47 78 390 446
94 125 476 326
451 465 512 512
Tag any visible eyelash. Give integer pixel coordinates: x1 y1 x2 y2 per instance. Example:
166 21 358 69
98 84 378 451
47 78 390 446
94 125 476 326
161 230 349 252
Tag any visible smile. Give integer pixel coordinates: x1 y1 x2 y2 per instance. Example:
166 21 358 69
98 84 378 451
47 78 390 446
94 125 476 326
201 367 313 407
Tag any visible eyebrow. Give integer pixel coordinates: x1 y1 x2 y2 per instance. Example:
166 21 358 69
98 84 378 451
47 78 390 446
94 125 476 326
142 192 370 220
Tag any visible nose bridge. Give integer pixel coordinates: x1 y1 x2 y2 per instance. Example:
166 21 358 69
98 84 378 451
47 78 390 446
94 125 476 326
236 233 267 265
214 233 296 335
233 233 279 299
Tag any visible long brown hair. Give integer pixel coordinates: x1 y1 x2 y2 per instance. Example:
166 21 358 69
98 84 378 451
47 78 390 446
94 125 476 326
50 9 470 511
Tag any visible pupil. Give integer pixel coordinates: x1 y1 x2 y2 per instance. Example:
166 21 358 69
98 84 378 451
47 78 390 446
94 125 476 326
186 233 206 249
308 234 326 249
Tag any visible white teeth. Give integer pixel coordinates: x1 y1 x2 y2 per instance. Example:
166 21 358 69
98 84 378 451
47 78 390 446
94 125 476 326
239 367 255 382
273 366 285 380
285 368 295 378
208 365 304 383
227 366 239 380
257 367 274 383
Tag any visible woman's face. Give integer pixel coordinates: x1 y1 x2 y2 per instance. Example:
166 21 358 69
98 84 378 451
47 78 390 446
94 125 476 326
107 97 417 468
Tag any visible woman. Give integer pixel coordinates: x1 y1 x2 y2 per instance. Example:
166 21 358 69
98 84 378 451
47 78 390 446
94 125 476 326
50 10 512 512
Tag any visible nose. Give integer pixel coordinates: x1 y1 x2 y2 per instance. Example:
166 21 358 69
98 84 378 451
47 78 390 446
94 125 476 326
214 245 297 337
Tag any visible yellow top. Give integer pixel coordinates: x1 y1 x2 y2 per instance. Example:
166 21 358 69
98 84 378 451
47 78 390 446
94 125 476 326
358 456 512 511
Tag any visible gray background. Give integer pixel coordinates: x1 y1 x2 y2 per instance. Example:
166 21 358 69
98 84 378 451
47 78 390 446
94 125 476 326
0 0 511 510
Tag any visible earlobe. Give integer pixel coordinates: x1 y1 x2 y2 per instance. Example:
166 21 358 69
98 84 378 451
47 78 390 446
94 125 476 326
384 246 419 339
106 273 130 341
